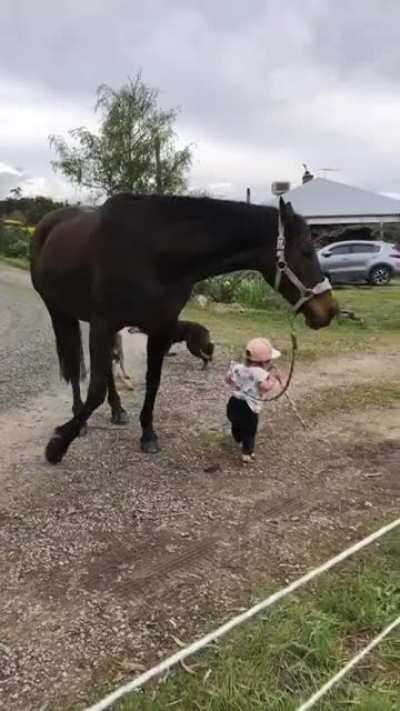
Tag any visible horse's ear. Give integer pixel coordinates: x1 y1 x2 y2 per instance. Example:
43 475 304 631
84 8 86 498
279 197 294 214
286 201 295 217
279 197 295 224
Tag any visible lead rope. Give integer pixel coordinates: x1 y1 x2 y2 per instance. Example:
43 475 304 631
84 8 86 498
266 319 309 430
267 327 297 402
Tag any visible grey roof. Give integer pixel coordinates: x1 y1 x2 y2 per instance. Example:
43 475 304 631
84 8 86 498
283 177 400 218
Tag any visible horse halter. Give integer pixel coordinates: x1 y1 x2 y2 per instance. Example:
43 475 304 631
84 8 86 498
274 209 332 313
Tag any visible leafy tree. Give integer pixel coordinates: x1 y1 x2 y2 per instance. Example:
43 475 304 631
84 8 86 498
49 74 192 197
0 195 65 225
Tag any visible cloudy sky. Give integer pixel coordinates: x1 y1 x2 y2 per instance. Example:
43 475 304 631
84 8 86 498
1 0 400 203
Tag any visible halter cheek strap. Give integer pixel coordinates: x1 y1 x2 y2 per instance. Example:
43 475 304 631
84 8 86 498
274 212 332 313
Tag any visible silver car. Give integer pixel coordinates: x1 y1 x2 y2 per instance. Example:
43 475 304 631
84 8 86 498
317 240 400 286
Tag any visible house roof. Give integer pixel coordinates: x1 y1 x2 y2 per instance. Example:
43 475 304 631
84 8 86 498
283 177 400 218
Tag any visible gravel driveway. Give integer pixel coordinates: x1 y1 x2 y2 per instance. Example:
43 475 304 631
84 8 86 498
0 264 399 711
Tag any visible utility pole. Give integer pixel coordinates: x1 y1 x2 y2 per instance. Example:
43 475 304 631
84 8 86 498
154 133 163 194
246 187 251 203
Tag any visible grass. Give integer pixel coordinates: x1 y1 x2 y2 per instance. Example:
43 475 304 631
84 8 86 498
84 531 400 710
0 254 29 269
302 381 400 420
184 283 400 362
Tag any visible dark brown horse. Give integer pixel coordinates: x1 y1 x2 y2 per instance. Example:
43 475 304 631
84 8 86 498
30 194 337 464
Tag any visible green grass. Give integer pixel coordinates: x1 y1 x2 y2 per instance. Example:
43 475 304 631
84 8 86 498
0 254 29 269
184 284 400 362
302 381 400 420
83 531 400 710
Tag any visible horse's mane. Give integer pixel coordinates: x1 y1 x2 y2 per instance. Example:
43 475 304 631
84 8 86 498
101 192 307 240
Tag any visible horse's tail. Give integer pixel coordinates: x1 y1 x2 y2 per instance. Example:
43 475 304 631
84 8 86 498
49 308 87 383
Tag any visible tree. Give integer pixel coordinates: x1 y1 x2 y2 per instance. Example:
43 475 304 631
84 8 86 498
10 186 23 199
49 74 192 197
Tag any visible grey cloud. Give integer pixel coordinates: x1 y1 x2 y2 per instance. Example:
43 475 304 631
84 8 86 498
306 1 400 85
1 0 400 200
0 170 22 195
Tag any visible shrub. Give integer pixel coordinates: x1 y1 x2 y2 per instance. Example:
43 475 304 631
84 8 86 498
193 272 286 310
0 226 30 259
5 239 29 258
193 274 244 303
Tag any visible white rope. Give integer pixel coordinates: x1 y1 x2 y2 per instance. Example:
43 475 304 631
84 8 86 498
297 615 400 710
86 516 400 711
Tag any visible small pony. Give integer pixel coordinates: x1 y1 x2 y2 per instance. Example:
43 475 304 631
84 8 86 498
111 332 134 390
127 320 215 369
171 320 214 369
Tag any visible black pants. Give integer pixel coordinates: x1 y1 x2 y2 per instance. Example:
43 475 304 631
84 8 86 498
227 396 258 455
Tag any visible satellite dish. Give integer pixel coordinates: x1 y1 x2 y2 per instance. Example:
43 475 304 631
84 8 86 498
271 181 290 196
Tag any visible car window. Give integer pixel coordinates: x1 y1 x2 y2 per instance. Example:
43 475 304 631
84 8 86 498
350 244 380 254
329 245 352 255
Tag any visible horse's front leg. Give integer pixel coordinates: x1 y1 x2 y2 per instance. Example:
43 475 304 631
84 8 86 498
71 375 88 437
46 318 114 464
140 332 172 454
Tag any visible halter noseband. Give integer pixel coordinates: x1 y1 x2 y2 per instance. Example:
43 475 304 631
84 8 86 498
274 209 332 313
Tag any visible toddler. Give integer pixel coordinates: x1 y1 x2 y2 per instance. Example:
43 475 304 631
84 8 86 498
226 337 285 463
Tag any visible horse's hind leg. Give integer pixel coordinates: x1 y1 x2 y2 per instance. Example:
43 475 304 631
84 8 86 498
45 317 113 464
108 367 129 424
47 306 88 432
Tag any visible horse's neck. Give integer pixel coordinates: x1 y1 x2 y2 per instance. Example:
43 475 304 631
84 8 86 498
183 206 276 283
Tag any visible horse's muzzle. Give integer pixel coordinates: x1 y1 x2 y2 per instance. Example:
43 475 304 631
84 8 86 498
302 294 339 329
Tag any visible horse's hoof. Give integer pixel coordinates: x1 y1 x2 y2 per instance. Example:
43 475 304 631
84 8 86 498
79 423 88 437
111 409 129 425
45 433 66 464
141 438 160 454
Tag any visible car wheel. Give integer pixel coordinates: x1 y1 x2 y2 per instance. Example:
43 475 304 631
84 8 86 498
368 264 392 286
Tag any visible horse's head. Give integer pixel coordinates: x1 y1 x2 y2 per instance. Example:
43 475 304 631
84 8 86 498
265 198 338 329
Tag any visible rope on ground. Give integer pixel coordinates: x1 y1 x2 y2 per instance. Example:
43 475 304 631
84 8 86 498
297 614 400 710
85 516 400 711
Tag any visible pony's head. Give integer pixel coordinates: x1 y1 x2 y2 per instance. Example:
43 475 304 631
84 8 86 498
265 198 337 329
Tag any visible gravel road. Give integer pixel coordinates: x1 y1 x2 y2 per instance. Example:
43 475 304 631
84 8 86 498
0 266 58 412
0 263 399 711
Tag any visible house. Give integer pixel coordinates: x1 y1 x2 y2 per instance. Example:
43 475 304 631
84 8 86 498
281 172 400 239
